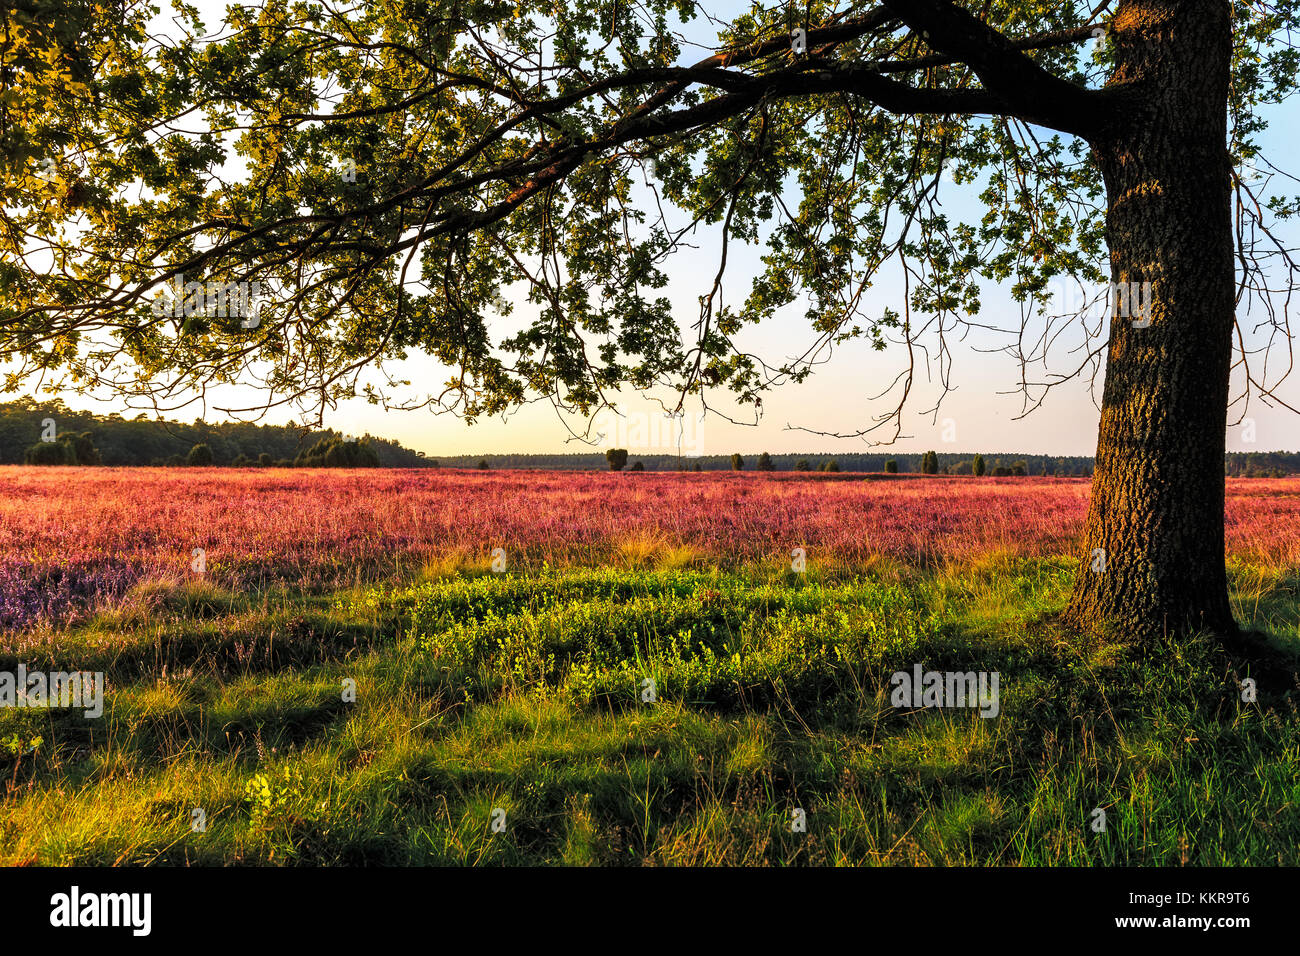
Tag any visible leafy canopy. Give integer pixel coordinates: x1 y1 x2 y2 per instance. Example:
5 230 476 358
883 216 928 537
2 1 1297 435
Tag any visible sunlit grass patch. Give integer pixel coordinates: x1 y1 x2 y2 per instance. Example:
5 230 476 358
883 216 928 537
1 554 1298 865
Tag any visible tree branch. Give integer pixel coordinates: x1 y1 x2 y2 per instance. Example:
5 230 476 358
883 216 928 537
881 0 1109 136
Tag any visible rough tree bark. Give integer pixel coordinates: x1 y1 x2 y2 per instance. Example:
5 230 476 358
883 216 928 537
1065 0 1238 639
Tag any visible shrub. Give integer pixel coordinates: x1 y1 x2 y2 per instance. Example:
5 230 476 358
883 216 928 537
25 431 99 466
885 459 898 473
258 453 273 466
325 439 380 467
293 436 380 468
729 453 744 471
794 458 811 472
630 460 644 472
756 452 774 471
25 441 74 465
187 443 214 466
67 431 100 465
819 459 840 473
605 448 628 471
477 459 490 470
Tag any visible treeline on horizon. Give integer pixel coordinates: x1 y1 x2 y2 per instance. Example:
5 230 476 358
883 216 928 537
2 399 1295 476
439 450 1298 477
0 399 433 467
451 451 1098 475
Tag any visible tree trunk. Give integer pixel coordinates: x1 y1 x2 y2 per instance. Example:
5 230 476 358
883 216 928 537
1064 0 1237 639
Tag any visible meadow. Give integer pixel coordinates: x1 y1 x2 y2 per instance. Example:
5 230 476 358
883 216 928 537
1 467 1298 865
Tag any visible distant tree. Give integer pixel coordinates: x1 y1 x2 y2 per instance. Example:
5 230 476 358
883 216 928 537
821 459 840 473
756 451 774 471
289 437 377 468
232 453 250 466
274 458 292 467
692 462 703 473
730 453 744 471
187 443 214 466
992 465 1012 477
794 458 811 472
67 431 101 465
317 438 380 467
258 453 273 466
25 441 74 465
630 460 645 472
26 430 100 465
1012 460 1028 477
477 459 490 470
973 454 986 477
921 451 939 475
884 459 898 474
605 448 628 471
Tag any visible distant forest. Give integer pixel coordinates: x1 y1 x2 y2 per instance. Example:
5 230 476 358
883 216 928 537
442 451 1104 475
422 449 1299 477
1 399 1296 475
0 399 433 467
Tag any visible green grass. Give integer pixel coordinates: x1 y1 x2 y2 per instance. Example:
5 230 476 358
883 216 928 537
1 558 1297 865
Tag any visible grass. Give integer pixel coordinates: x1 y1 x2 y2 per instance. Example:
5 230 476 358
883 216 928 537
1 556 1297 866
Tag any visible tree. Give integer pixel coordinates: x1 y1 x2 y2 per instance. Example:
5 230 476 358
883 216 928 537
921 451 940 475
65 431 100 465
4 2 1297 640
630 460 645 471
187 444 213 467
973 454 986 478
26 441 74 465
605 448 629 472
885 459 898 474
794 459 811 472
477 459 490 471
756 452 775 471
730 454 744 471
820 459 840 473
232 453 250 466
345 440 380 467
293 436 382 467
258 453 273 466
23 428 99 465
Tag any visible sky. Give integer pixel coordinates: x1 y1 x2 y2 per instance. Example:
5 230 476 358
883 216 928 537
20 1 1300 459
